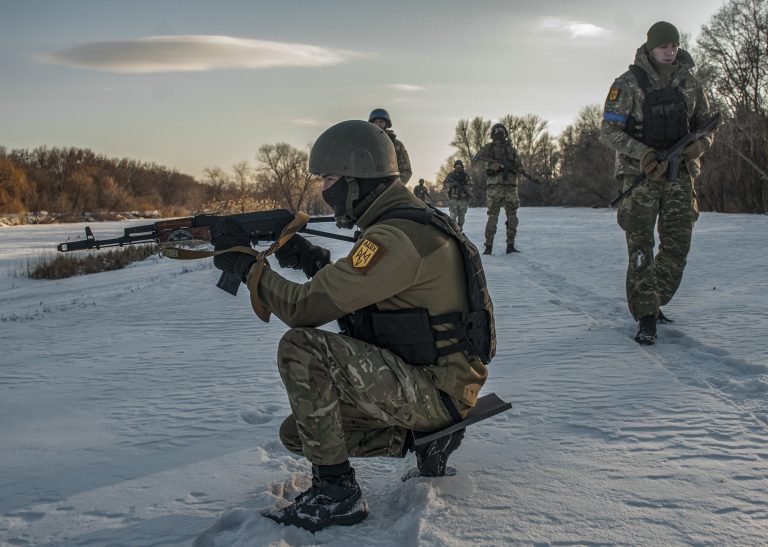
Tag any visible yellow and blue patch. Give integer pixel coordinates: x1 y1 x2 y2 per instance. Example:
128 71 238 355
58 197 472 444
351 239 382 269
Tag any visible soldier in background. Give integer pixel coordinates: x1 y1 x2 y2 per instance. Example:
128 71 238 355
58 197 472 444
473 123 524 255
442 159 473 229
413 178 432 204
601 21 714 345
368 108 412 184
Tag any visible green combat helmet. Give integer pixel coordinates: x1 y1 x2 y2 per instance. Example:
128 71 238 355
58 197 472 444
309 120 399 228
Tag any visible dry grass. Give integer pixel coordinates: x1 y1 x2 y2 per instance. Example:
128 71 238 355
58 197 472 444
27 245 159 279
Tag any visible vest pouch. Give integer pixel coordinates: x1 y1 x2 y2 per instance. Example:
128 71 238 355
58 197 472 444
465 309 492 364
371 308 438 366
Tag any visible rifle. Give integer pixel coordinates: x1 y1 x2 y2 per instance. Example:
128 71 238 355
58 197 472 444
473 156 544 185
609 112 722 208
56 209 356 296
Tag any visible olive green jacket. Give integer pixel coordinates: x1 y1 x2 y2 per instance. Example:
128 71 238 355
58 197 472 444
601 46 713 179
255 182 488 408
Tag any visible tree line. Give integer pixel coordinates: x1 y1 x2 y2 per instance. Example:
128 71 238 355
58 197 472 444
0 0 764 218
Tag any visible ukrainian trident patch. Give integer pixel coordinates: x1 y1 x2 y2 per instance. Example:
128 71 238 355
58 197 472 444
608 86 621 101
352 239 381 269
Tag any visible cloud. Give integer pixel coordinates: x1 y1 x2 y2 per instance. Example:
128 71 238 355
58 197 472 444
539 17 612 39
290 118 329 127
37 35 357 73
386 84 425 92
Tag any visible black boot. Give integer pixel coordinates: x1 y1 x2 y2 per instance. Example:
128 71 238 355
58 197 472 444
483 245 492 255
264 466 368 532
405 428 465 479
635 315 657 345
656 309 674 324
506 243 519 253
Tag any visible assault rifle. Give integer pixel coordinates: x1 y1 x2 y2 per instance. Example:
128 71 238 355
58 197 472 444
56 209 355 295
609 112 722 208
472 155 544 185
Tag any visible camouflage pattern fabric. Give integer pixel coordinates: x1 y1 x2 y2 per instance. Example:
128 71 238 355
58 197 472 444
474 140 523 248
600 46 713 179
448 198 469 228
602 45 712 320
277 327 455 465
442 170 472 228
484 185 520 248
386 130 412 184
616 171 700 320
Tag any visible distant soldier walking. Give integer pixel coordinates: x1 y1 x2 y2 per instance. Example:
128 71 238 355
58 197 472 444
442 160 473 229
413 178 432 204
473 123 524 254
601 21 714 345
368 108 412 185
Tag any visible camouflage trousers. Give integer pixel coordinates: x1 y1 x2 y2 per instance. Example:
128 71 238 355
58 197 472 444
616 172 700 320
485 184 519 247
277 327 455 465
448 197 469 228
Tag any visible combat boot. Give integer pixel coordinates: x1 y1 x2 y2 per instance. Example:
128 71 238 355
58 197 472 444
483 245 493 255
402 428 465 480
264 466 368 532
634 315 657 345
506 243 520 253
656 309 674 324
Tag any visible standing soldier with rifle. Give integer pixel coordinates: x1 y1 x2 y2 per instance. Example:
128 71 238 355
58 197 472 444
413 178 432 204
442 159 473 229
473 123 524 255
601 21 715 345
368 107 412 184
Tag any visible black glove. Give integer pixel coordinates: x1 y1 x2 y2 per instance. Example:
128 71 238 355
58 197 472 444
274 234 331 278
212 217 257 283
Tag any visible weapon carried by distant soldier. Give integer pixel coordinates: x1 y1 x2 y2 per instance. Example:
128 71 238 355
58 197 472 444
56 209 356 298
472 155 545 186
609 112 722 208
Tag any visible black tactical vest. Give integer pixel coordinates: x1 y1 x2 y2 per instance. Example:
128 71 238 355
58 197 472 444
448 172 469 198
338 206 496 366
625 64 690 149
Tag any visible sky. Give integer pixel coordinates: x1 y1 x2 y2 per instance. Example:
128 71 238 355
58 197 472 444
1 208 767 545
0 0 727 184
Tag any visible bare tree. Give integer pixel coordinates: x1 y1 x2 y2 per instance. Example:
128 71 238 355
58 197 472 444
254 143 322 213
694 0 768 212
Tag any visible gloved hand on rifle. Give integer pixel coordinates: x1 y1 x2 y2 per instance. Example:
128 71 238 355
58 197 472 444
212 217 257 283
639 147 669 182
275 234 331 279
681 138 709 161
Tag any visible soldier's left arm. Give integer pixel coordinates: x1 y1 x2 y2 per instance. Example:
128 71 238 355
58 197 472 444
691 82 715 149
254 224 421 327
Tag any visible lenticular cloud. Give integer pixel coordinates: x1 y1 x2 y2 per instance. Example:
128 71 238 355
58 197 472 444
37 35 354 73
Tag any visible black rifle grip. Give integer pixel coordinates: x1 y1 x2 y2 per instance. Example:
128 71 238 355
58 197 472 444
217 272 241 296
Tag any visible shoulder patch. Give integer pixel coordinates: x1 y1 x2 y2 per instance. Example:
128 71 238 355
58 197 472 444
608 85 621 101
351 238 384 270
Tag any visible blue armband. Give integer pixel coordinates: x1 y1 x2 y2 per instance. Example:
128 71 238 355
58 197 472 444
603 112 628 124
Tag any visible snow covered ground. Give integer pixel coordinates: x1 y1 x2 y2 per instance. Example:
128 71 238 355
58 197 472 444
1 207 766 546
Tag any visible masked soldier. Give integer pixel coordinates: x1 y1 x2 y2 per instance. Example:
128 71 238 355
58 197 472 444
211 120 494 532
473 123 524 255
601 21 714 345
368 108 412 184
413 178 432 204
442 159 473 229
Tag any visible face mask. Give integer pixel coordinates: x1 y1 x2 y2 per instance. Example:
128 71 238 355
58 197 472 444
321 177 350 219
